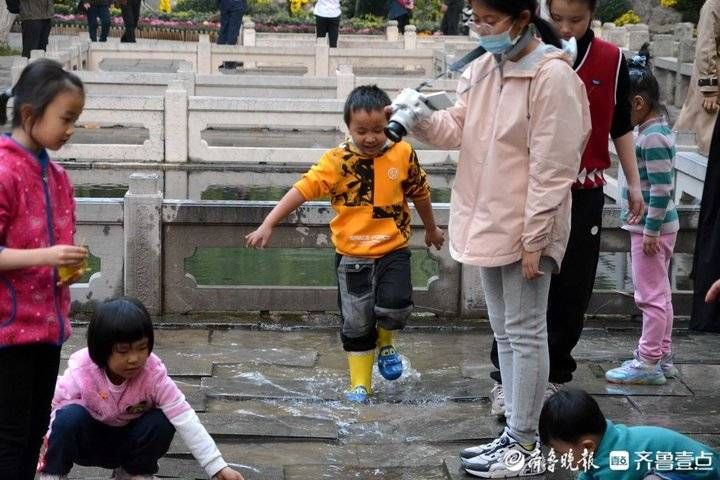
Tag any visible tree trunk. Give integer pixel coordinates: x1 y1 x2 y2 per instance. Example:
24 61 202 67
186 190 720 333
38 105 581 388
0 2 17 47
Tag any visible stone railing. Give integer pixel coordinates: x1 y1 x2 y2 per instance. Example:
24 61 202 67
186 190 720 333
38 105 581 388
74 173 698 318
34 82 458 199
594 21 695 107
26 36 90 71
16 65 458 102
77 31 443 77
606 135 707 205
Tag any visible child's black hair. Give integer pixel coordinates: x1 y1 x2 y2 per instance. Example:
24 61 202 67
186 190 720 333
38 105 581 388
470 0 562 49
343 85 391 126
0 58 84 127
539 388 607 444
87 297 155 369
628 43 667 118
546 0 597 13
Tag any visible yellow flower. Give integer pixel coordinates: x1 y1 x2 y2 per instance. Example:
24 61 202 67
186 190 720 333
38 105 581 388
289 0 311 15
614 10 641 26
660 0 677 7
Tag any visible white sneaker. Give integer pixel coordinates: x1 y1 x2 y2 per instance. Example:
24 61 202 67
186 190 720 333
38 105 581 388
462 431 546 478
489 383 505 417
460 431 511 459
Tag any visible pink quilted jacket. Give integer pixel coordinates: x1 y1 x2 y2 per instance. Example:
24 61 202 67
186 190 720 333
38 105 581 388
0 135 76 347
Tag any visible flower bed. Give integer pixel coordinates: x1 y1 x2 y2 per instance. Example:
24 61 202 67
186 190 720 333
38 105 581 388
49 13 392 39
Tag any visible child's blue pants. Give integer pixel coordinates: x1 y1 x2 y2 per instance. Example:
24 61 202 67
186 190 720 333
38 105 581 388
40 404 175 476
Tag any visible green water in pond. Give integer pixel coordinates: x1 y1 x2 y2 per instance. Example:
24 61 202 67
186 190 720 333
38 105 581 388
185 247 440 287
74 184 128 198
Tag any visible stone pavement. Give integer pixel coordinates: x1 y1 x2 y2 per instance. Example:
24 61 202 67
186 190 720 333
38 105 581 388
51 316 720 480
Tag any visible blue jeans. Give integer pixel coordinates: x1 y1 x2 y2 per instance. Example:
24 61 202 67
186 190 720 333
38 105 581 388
217 8 244 45
86 5 111 42
40 405 175 476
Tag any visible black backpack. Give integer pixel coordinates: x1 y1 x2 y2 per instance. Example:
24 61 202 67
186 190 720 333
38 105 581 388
5 0 19 14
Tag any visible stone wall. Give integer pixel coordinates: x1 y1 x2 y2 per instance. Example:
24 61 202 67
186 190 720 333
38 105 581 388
76 174 699 317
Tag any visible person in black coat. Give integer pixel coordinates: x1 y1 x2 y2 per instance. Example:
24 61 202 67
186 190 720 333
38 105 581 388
119 0 142 43
440 0 464 35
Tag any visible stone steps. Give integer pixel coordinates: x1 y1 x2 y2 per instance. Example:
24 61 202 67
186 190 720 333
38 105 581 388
51 326 720 480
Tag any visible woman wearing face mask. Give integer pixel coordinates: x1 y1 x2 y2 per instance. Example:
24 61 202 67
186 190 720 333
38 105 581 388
482 0 647 419
407 0 591 477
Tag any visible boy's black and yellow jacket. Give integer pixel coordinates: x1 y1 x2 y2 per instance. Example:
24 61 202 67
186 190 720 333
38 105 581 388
293 140 430 258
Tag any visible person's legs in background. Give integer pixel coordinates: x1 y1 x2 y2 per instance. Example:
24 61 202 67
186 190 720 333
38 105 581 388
396 14 410 33
326 16 340 48
98 5 111 42
21 19 47 57
86 6 99 42
315 15 329 42
120 2 134 42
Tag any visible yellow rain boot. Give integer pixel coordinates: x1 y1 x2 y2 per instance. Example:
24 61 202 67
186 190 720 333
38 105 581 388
376 326 394 349
345 350 374 403
377 327 403 380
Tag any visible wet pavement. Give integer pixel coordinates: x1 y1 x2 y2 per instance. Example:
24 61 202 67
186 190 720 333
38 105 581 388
54 317 720 479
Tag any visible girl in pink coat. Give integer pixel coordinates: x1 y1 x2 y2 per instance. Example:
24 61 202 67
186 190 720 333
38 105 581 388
408 0 591 477
38 297 244 480
0 59 89 480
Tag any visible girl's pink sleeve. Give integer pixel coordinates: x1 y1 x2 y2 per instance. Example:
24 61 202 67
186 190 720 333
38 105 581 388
52 368 82 409
153 370 193 420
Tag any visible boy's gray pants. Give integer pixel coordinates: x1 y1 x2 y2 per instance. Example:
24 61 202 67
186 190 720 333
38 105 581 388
336 248 413 352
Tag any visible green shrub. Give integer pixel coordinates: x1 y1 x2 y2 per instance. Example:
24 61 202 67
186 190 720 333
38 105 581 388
247 0 281 15
414 0 442 24
595 0 631 23
348 13 385 30
175 0 217 13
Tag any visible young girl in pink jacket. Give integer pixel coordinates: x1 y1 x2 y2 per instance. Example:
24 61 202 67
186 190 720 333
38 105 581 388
406 0 591 476
0 59 89 480
38 297 244 480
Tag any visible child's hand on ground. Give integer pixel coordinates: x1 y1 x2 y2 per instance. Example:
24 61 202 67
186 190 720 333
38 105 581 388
642 234 660 256
425 226 444 250
521 248 544 280
214 466 245 480
625 187 645 225
43 245 89 267
706 279 720 303
245 224 273 248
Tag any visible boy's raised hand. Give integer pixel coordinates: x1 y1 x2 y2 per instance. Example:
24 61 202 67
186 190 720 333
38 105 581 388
245 224 273 248
425 226 444 250
214 466 245 480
